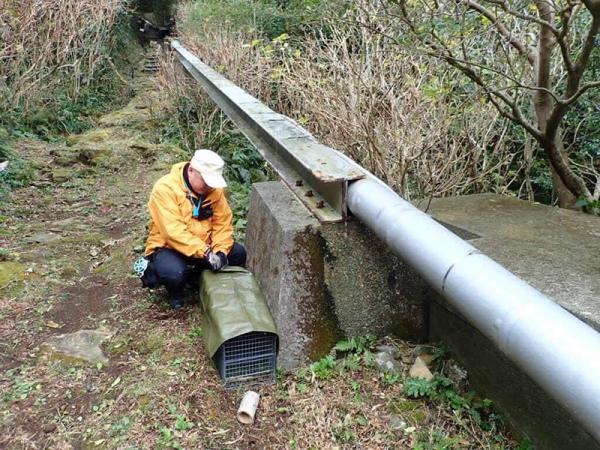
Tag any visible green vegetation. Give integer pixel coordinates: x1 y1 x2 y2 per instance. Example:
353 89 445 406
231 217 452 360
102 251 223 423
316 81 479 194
291 337 519 448
177 0 599 211
0 0 138 201
0 138 33 202
182 0 341 41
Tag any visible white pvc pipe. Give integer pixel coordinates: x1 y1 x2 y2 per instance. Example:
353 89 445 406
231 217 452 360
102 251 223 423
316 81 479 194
237 391 260 424
347 178 600 441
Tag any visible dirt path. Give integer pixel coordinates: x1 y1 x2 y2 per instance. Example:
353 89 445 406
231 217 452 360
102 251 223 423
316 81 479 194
0 67 249 448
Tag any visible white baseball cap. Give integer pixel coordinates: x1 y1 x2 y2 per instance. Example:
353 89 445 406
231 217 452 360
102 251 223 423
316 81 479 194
190 149 227 188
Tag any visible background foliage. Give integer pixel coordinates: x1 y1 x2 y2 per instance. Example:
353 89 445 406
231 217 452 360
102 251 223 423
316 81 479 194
0 0 138 200
174 0 599 208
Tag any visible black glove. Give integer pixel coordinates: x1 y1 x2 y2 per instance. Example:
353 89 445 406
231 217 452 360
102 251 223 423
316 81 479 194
206 250 228 272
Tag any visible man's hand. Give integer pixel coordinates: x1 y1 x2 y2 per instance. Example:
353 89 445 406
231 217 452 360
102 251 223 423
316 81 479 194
206 249 228 272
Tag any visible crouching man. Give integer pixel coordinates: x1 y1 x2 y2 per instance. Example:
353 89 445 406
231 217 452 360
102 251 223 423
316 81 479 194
140 149 246 310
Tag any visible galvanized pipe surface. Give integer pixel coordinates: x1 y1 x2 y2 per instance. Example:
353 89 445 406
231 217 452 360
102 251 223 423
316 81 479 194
347 178 600 441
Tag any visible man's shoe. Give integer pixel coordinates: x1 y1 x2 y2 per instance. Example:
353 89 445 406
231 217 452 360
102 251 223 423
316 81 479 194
169 297 183 310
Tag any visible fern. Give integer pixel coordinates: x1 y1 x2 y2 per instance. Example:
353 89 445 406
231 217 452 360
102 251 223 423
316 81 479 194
403 377 433 398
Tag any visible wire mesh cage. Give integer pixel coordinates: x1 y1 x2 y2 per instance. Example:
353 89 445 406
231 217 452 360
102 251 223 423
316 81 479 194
213 331 278 389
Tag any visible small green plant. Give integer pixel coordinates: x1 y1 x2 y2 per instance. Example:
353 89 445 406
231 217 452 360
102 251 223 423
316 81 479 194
332 414 357 443
518 436 534 450
297 382 309 394
1 377 41 402
382 372 401 385
576 197 600 215
188 325 203 338
403 374 503 434
111 416 132 435
336 353 361 373
0 154 34 202
175 414 194 431
170 357 186 368
413 431 462 450
404 377 434 398
333 334 376 356
158 426 182 450
310 355 336 380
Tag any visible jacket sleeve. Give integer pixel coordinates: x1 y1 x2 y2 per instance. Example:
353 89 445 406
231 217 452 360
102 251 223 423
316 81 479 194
148 183 209 258
210 190 234 255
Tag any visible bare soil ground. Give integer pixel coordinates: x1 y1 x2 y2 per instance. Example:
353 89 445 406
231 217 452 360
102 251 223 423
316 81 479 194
0 66 519 449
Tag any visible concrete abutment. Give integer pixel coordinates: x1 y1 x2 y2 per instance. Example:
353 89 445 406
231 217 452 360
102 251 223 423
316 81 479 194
245 181 600 449
246 181 428 368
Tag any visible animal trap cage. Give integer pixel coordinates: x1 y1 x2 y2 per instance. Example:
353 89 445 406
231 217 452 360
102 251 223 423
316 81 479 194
200 267 279 389
214 331 278 388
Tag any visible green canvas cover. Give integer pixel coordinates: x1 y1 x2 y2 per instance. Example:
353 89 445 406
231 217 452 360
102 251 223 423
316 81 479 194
199 266 278 357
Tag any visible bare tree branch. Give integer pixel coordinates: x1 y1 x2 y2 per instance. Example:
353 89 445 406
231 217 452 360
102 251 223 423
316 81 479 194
461 0 537 64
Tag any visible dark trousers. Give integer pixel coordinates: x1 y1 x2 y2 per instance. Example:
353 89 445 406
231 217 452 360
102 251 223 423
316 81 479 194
149 242 246 300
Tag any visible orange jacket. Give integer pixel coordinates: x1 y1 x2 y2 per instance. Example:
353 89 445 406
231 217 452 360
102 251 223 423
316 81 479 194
144 162 234 258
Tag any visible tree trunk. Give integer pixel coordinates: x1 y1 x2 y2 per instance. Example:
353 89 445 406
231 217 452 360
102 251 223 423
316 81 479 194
533 100 578 207
548 133 577 208
533 2 587 208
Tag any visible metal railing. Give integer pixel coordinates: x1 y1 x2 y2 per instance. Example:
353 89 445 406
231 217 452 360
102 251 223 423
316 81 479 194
171 41 364 223
171 40 600 442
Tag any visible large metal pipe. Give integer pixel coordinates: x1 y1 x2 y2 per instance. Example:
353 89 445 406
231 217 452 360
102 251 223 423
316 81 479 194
347 177 600 441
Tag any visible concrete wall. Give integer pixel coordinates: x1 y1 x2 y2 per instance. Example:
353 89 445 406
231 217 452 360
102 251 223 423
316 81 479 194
246 182 428 368
430 300 598 450
245 183 600 449
245 181 342 369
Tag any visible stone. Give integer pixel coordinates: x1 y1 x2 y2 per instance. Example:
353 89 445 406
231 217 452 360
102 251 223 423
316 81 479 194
40 327 114 366
409 356 433 380
424 193 600 331
320 221 428 339
48 217 87 233
416 353 434 365
389 415 407 430
374 350 403 375
245 181 428 368
446 359 468 389
245 182 341 369
25 232 61 244
376 344 400 359
42 423 57 433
